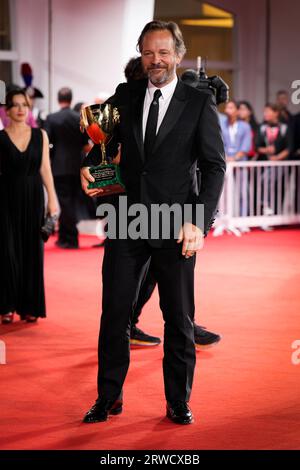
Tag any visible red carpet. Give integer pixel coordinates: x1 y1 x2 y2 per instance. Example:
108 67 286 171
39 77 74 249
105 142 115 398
0 228 300 450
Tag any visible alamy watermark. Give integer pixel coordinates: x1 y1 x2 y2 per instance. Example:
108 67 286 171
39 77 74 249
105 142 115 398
291 339 300 365
291 80 300 105
0 80 6 105
96 196 204 239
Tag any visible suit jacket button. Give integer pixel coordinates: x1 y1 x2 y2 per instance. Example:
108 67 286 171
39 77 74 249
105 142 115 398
142 171 147 176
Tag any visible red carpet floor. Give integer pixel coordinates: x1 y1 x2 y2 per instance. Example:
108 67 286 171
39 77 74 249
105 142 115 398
0 228 300 450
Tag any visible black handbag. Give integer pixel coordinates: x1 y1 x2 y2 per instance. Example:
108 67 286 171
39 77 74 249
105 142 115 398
41 214 57 242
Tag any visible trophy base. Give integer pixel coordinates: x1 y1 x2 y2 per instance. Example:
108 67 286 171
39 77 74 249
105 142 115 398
88 164 126 195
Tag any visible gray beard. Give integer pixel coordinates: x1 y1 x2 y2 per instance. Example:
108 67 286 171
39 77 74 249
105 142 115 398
148 68 173 86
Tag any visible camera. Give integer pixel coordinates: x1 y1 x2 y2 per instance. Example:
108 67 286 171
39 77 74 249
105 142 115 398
181 57 229 105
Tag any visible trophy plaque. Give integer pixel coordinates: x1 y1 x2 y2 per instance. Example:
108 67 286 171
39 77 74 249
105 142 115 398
80 103 125 195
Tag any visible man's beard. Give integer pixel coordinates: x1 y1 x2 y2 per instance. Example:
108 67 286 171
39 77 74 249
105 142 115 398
146 64 175 86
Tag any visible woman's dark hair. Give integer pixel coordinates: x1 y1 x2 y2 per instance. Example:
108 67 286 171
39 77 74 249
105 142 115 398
137 20 186 57
5 89 30 110
238 100 258 130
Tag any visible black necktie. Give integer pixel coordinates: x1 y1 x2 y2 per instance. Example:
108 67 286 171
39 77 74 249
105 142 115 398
144 89 162 160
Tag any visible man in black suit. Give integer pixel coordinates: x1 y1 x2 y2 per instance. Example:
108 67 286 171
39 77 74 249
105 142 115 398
291 112 300 159
81 21 226 425
45 88 89 248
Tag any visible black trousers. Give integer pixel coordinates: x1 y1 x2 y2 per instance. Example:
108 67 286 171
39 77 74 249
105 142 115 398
98 237 196 403
132 264 157 325
54 175 79 246
132 257 197 327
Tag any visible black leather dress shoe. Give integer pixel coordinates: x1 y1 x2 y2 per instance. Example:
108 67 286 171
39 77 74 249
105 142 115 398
83 398 123 423
166 401 194 425
55 240 79 249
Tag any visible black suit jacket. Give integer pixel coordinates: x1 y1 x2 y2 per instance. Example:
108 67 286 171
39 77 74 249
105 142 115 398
292 112 300 158
45 107 88 176
84 78 226 239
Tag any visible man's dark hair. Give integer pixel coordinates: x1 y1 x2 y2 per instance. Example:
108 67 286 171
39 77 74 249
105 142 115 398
5 89 30 109
137 20 186 57
73 102 84 113
276 90 288 96
265 102 280 113
58 87 72 104
124 57 146 82
226 99 238 108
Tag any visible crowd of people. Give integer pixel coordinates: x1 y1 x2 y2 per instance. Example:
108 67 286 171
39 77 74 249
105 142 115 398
220 92 295 163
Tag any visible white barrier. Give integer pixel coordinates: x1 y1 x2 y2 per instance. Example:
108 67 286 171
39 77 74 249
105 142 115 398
214 161 300 236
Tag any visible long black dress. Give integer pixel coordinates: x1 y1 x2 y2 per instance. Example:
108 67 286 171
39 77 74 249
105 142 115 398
0 128 46 318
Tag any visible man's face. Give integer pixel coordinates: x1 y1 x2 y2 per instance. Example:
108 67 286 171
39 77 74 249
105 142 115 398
276 92 289 109
141 30 181 87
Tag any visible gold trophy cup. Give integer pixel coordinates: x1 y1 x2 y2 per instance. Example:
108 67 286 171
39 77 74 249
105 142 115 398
80 103 125 194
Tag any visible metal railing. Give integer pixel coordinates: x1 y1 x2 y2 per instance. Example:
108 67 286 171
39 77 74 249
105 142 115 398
214 161 300 236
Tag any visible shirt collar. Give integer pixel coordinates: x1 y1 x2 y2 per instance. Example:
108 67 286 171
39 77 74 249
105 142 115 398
147 75 178 101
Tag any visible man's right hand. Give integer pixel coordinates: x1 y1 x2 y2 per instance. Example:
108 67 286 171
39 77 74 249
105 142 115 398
80 167 104 197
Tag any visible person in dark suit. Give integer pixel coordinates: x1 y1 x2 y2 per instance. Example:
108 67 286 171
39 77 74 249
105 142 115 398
123 57 222 349
291 112 300 160
81 21 226 425
45 88 89 248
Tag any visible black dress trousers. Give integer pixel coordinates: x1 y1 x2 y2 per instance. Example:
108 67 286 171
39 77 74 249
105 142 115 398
97 237 196 403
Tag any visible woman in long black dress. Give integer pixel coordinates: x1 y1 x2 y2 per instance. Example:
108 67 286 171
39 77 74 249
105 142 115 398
0 90 58 324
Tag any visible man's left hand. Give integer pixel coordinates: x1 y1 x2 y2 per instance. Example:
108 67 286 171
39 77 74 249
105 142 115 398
177 222 204 258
